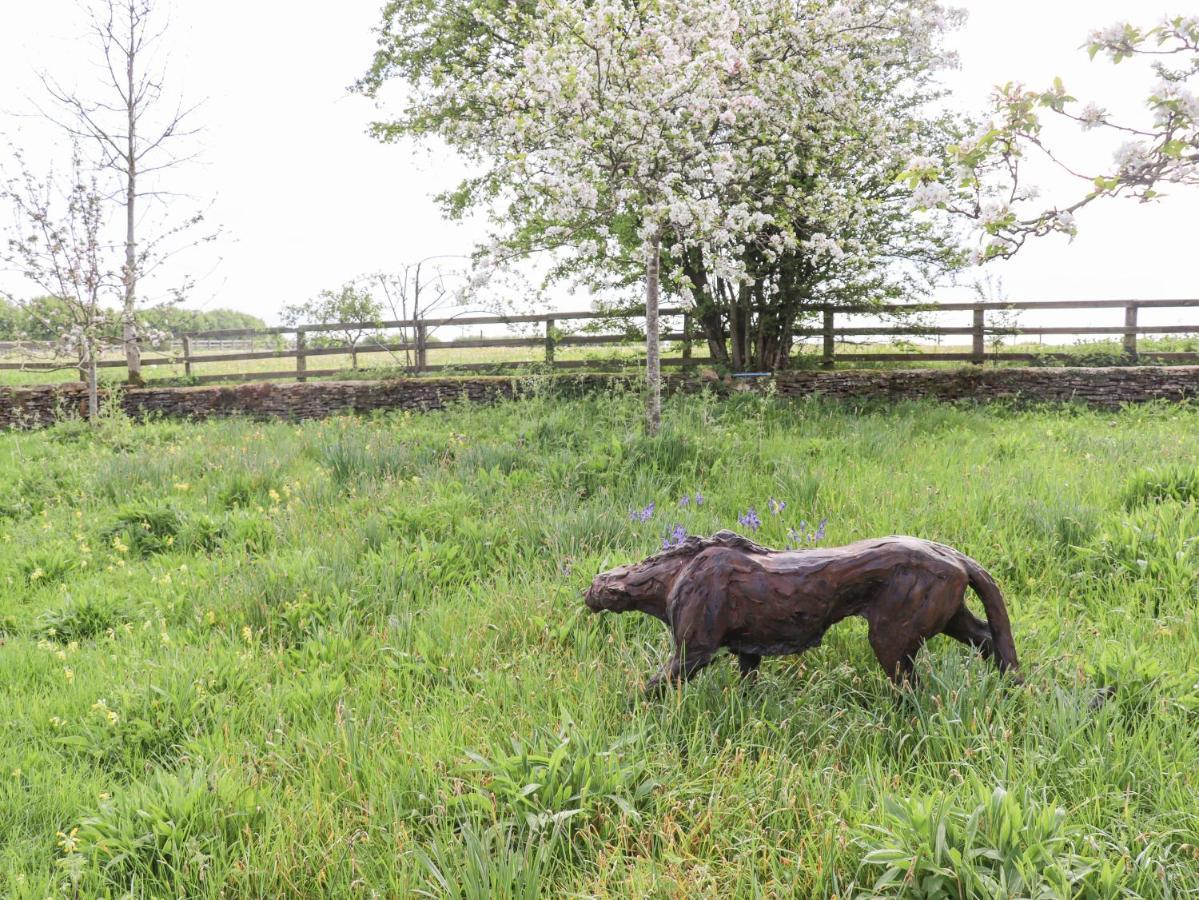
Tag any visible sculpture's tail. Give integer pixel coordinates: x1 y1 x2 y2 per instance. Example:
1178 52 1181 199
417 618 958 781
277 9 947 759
963 555 1022 681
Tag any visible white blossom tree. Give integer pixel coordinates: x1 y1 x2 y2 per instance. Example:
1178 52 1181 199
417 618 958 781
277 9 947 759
1 146 126 421
362 0 965 432
904 15 1198 263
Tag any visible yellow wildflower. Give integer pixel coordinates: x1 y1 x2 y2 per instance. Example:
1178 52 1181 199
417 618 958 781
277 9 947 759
56 828 80 854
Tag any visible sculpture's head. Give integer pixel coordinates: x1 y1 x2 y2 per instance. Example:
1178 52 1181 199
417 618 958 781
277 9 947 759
584 530 767 617
584 562 644 613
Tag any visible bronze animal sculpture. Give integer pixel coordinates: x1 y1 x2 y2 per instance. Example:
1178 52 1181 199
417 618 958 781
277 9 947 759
584 531 1020 693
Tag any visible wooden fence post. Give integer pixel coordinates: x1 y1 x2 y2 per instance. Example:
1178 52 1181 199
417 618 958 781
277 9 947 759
296 328 307 382
415 323 427 373
682 313 693 364
545 318 556 365
822 309 835 369
1123 303 1139 360
971 307 985 365
182 336 193 379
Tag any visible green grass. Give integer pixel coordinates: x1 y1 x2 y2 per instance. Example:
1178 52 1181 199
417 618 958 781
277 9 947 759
1 390 1198 897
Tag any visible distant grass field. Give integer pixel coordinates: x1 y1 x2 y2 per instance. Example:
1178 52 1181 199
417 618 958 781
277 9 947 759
3 334 1197 387
2 390 1198 896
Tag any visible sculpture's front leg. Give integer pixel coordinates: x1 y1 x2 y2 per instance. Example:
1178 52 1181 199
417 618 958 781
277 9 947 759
738 653 762 679
645 645 715 696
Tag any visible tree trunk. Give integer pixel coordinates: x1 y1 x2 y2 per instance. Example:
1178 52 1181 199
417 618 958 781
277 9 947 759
645 236 662 436
85 341 99 424
123 26 142 386
680 248 729 366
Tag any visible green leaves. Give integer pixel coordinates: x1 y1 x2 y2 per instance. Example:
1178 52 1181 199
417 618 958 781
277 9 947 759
451 725 656 839
858 786 1098 898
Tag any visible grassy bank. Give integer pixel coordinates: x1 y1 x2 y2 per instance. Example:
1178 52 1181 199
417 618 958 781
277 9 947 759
1 391 1197 896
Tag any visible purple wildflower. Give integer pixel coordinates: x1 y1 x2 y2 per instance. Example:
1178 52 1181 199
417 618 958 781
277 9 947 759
662 524 688 550
694 492 704 506
679 494 691 507
787 517 830 549
629 502 655 523
738 507 762 532
768 497 786 516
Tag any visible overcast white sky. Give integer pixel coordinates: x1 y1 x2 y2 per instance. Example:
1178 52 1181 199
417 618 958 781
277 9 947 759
0 0 1195 328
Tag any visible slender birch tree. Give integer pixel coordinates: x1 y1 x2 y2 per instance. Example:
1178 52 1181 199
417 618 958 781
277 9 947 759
37 0 207 384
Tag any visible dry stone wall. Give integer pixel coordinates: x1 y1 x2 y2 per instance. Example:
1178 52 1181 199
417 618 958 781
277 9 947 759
2 367 1197 430
770 366 1199 408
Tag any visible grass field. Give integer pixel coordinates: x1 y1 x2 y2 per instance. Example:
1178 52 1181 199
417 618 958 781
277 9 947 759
2 390 1198 896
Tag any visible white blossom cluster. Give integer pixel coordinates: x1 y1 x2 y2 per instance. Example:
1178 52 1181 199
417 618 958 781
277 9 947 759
404 0 958 288
906 12 1198 264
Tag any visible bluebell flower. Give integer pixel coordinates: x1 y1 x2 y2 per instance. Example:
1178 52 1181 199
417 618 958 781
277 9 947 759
738 507 761 532
786 517 829 549
679 494 691 507
694 492 704 506
662 524 688 550
629 502 655 523
768 497 786 516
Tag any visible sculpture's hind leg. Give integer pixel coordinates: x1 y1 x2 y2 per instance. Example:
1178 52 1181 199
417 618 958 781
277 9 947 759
865 576 961 687
942 606 994 660
867 625 927 687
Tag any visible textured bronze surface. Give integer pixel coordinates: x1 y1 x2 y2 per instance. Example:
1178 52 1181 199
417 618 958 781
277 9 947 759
585 531 1020 694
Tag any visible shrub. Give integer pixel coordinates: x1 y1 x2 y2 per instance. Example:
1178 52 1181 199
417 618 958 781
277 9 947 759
452 726 655 838
1074 502 1199 615
102 502 188 557
311 431 418 486
857 786 1123 898
1123 466 1199 508
36 597 129 643
215 469 282 510
1088 643 1199 719
18 543 81 587
416 821 561 899
65 768 262 894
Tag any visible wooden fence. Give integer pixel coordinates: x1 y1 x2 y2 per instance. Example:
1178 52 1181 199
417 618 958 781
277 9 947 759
3 299 1198 383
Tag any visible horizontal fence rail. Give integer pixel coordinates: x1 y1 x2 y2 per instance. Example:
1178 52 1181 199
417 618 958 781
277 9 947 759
2 300 1197 381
